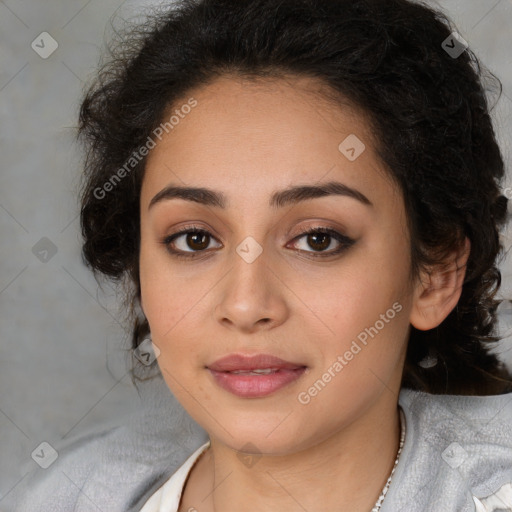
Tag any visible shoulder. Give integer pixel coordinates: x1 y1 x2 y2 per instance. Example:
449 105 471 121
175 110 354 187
12 425 121 512
384 388 512 512
11 380 208 512
400 387 512 447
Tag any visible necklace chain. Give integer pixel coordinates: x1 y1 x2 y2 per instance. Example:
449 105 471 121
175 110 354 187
371 407 406 512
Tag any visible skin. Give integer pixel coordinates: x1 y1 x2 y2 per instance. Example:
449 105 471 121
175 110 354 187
139 74 470 512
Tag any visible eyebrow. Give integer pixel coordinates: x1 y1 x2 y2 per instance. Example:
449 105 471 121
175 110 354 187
148 180 373 211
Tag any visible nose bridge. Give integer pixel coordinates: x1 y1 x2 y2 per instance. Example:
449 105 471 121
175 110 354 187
226 206 271 285
228 235 270 304
214 235 287 331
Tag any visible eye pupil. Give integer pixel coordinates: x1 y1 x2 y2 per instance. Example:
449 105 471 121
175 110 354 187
308 233 330 251
188 232 209 250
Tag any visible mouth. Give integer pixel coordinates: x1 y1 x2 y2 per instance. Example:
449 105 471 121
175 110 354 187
207 353 306 372
207 353 307 398
228 368 284 375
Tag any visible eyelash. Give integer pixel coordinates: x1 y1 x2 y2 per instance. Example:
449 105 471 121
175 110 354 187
160 224 355 260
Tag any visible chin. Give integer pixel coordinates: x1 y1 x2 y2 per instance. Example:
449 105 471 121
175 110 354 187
204 414 315 456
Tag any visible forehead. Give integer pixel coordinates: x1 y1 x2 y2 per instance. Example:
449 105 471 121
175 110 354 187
141 74 398 211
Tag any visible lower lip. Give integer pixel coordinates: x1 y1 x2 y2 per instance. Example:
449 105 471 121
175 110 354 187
208 367 307 398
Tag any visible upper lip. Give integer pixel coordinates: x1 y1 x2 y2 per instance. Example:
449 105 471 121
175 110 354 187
207 353 306 372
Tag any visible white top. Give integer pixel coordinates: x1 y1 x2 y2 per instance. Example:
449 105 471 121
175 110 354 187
140 440 512 512
140 441 211 512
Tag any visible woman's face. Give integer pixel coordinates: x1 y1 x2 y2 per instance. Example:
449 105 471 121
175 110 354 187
139 74 416 454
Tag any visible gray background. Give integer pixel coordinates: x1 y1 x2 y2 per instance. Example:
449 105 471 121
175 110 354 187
1 0 512 509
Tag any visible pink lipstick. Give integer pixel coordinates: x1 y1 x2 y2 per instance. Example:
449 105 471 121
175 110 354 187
207 353 307 398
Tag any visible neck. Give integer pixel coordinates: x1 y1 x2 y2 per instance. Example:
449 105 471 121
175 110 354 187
195 394 402 512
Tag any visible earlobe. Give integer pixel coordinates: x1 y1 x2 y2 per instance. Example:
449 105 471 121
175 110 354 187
410 237 471 331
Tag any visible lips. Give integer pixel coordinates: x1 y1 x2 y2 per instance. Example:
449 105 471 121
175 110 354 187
207 353 306 372
207 353 307 398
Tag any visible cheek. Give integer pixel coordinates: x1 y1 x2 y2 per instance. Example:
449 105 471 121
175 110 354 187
298 290 408 419
138 241 213 375
139 245 179 344
306 276 405 362
299 238 411 375
310 245 406 329
139 237 194 330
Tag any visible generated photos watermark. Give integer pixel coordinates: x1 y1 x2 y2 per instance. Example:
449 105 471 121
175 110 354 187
297 301 403 405
93 97 198 200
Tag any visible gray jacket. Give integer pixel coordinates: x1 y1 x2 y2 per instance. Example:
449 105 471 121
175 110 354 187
8 377 512 512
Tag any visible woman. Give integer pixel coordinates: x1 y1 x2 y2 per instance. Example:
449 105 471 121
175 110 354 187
14 0 512 510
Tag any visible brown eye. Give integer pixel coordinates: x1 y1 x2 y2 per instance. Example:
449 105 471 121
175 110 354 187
306 232 331 252
185 232 210 251
289 227 356 258
163 228 222 258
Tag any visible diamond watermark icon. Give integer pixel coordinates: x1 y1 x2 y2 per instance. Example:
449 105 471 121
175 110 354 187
134 338 161 366
31 441 58 469
441 32 468 59
236 236 263 264
441 442 468 469
32 237 58 263
31 32 58 59
338 134 366 161
236 442 262 468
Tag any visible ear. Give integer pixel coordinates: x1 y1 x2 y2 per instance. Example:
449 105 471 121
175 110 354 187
409 237 471 331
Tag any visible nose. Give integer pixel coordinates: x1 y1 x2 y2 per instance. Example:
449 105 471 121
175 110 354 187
213 243 289 334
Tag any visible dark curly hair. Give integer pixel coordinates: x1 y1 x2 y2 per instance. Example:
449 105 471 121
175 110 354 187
78 0 512 395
